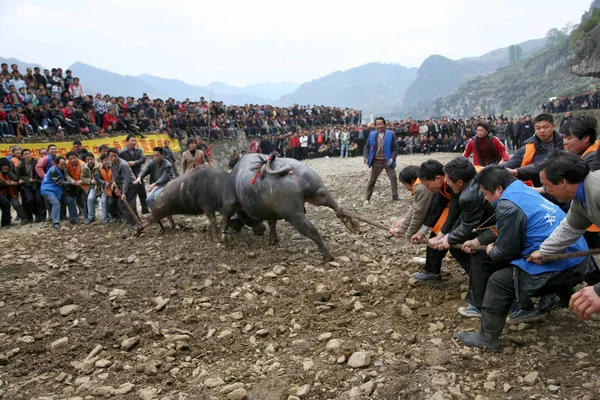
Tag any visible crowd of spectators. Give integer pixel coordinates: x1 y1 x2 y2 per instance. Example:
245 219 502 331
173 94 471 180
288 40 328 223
0 62 362 141
253 115 537 161
541 87 600 114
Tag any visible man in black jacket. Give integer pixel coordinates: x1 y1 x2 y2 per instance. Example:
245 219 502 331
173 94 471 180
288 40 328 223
434 157 499 318
410 160 468 282
504 114 563 188
118 135 149 214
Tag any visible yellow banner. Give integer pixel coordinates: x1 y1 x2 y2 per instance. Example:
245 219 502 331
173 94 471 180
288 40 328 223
0 133 180 159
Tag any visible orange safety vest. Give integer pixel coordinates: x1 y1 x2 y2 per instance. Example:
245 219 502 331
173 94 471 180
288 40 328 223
432 180 452 235
520 142 536 187
411 178 421 195
582 143 600 232
66 160 88 192
0 172 18 198
99 166 115 196
11 157 19 170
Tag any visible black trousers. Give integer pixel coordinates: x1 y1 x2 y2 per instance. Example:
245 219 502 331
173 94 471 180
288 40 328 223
467 250 507 309
137 182 149 213
0 194 11 226
118 184 140 227
484 262 588 316
422 233 471 275
21 186 45 221
583 231 600 285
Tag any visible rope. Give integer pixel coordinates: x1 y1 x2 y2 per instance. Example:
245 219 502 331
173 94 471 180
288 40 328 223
337 209 600 264
337 209 390 231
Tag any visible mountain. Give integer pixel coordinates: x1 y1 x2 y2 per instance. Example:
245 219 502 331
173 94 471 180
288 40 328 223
403 37 600 119
401 38 548 110
0 57 46 74
243 81 300 100
278 63 418 113
69 62 164 98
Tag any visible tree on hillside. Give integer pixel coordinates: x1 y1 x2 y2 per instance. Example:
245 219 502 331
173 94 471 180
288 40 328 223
509 45 523 64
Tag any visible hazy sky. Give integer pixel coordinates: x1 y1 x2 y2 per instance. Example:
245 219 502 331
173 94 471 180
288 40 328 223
1 0 591 87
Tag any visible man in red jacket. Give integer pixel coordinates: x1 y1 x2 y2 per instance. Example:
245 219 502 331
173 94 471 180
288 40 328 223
463 122 509 167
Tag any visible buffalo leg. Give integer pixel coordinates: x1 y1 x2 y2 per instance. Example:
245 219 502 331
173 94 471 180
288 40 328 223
168 216 176 229
268 220 279 245
309 187 360 232
286 213 333 261
158 220 166 235
207 212 219 242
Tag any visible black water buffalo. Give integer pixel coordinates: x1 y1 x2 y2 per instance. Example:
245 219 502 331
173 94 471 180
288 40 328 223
221 153 359 260
142 165 264 240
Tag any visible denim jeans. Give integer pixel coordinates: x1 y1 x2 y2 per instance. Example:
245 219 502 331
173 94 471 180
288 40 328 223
340 143 349 158
44 193 70 224
101 191 119 223
87 188 97 221
146 185 164 211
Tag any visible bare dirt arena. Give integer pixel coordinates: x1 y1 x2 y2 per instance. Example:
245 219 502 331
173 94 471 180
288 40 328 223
1 154 600 400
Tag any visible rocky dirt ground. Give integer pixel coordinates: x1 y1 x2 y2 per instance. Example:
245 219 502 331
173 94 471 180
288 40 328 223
1 154 600 400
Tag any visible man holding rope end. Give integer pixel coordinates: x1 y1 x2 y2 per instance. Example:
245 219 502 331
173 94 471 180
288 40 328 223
529 152 600 320
457 165 590 352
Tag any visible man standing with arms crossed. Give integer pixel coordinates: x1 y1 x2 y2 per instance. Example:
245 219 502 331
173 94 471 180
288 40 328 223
363 117 400 205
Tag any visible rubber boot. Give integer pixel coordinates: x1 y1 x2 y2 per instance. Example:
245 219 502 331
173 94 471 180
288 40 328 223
456 311 506 353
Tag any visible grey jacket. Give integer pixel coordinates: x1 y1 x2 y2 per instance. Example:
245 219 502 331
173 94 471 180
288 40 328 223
111 157 136 195
399 182 434 239
538 171 600 295
138 159 175 187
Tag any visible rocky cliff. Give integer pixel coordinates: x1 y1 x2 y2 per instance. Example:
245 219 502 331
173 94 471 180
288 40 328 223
571 23 600 78
404 38 600 119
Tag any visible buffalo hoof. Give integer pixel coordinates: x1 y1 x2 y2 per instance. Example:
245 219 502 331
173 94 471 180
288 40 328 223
344 220 361 233
221 232 233 245
158 228 166 236
268 237 279 246
323 252 335 262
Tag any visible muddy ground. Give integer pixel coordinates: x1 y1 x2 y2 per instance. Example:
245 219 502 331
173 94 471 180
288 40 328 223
1 154 599 400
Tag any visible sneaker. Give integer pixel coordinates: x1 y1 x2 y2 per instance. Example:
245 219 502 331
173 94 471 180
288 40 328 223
127 223 137 229
458 304 482 318
412 271 442 282
411 257 427 265
52 223 61 230
69 219 77 225
506 307 541 324
392 195 403 201
84 219 92 225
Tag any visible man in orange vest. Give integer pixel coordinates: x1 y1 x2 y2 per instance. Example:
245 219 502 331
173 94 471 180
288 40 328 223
504 113 563 188
64 151 86 224
95 153 120 225
409 160 469 283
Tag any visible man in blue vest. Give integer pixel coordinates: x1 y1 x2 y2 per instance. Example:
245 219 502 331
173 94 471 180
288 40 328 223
40 156 77 230
456 165 589 352
363 117 400 205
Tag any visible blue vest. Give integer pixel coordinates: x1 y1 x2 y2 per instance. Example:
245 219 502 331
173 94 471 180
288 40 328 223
40 166 64 199
501 180 588 274
367 130 396 168
45 155 53 171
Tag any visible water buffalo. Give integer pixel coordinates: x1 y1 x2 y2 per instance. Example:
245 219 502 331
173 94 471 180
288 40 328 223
142 165 265 240
221 153 360 260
